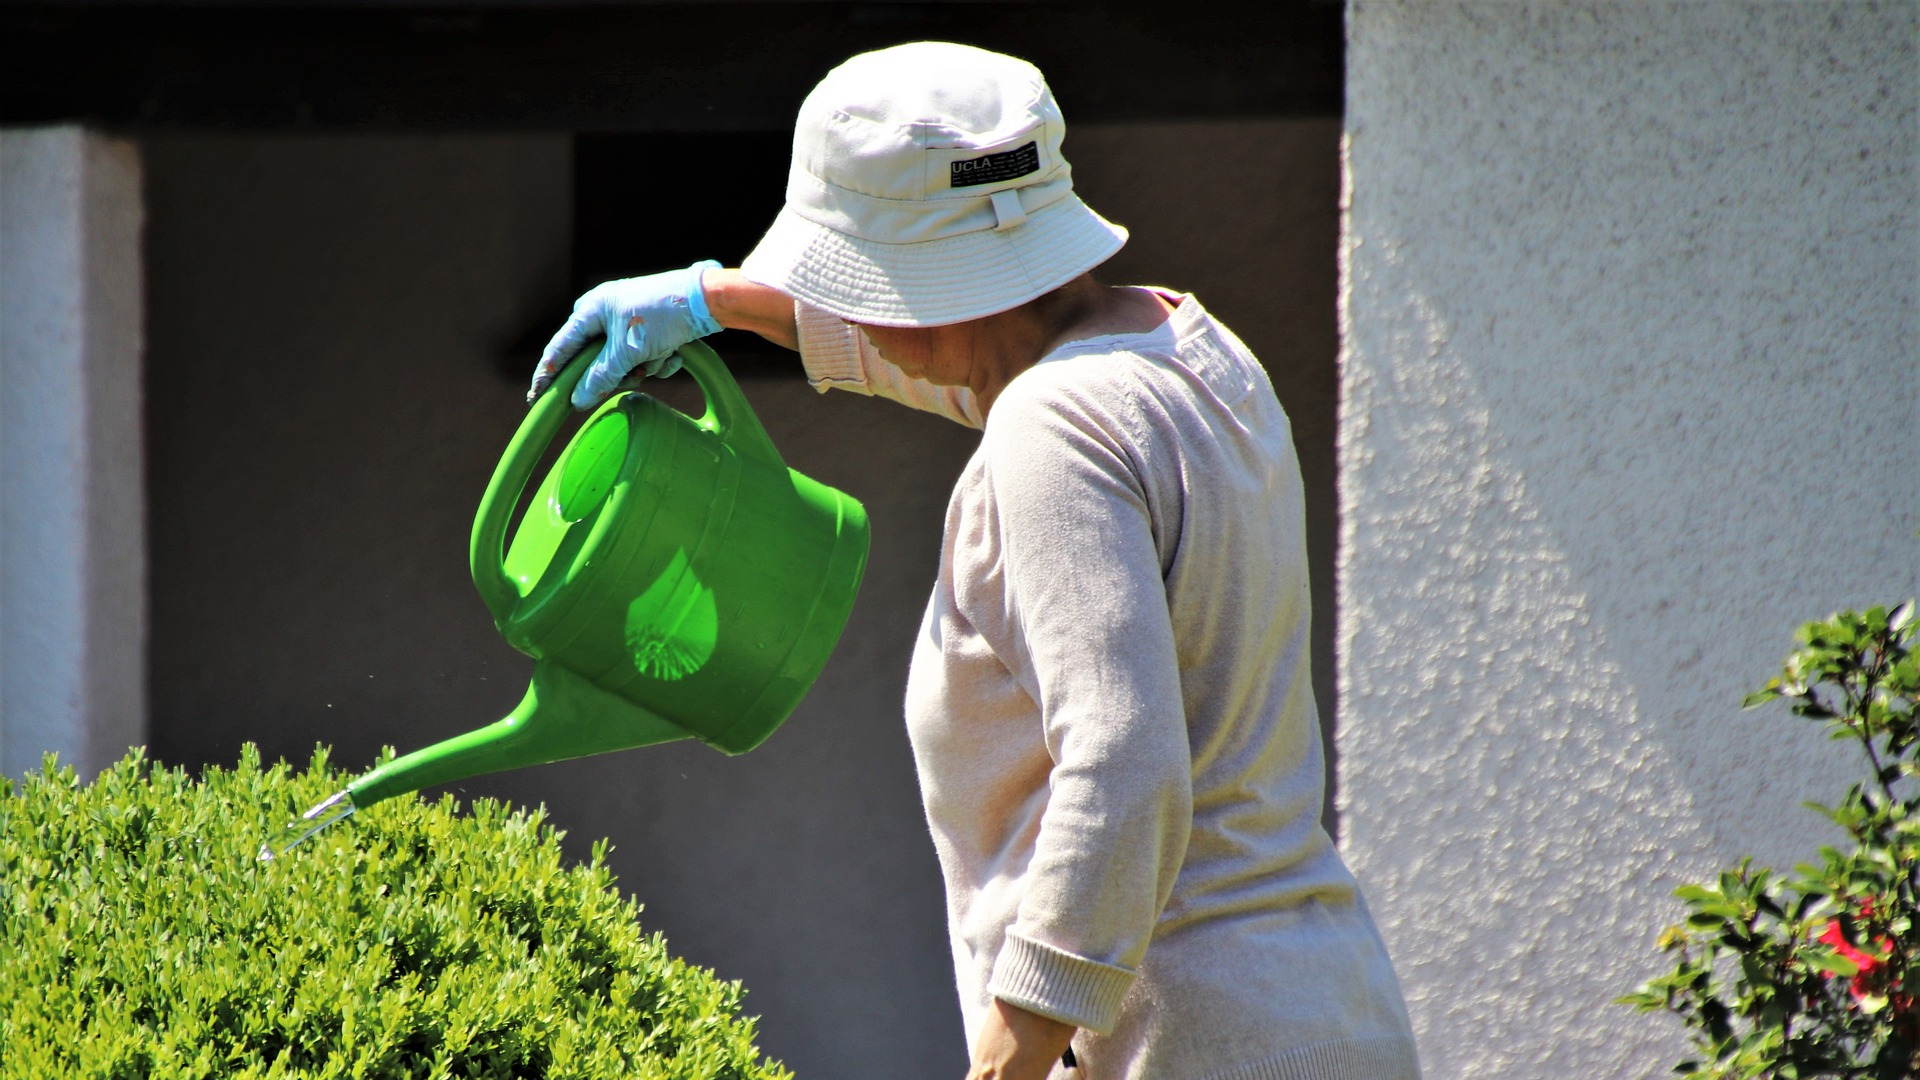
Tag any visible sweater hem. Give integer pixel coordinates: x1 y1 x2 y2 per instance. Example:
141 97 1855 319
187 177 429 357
1189 1034 1421 1080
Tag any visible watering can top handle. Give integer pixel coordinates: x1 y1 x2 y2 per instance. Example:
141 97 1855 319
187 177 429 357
677 339 785 472
469 340 785 623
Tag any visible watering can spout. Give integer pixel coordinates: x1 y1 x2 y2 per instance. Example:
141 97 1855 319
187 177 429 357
344 662 692 810
303 340 866 833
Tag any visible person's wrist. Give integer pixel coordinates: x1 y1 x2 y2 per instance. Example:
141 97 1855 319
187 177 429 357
965 999 1076 1080
684 259 724 337
700 269 773 329
700 267 742 329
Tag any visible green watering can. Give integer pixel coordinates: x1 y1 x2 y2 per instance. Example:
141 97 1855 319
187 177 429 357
263 341 870 858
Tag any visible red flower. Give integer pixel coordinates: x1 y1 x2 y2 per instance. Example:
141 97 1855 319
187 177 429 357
1816 910 1913 1032
1817 917 1884 987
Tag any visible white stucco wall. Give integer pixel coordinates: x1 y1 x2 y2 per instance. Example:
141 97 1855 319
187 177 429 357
0 127 146 779
1339 4 1917 1078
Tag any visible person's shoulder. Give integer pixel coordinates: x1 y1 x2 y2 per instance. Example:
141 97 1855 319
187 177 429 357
990 339 1165 434
1141 292 1272 410
986 288 1256 438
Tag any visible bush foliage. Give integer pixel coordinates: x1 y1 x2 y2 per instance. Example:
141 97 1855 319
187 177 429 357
0 746 791 1080
1622 602 1919 1079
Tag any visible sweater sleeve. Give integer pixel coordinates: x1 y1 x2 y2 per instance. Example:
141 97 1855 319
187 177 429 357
977 371 1193 1034
792 301 983 429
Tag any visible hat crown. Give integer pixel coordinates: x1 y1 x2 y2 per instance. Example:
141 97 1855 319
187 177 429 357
742 41 1126 328
795 42 1064 203
829 44 1043 136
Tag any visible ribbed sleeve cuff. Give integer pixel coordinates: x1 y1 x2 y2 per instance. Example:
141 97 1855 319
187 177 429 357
987 931 1137 1034
793 301 872 394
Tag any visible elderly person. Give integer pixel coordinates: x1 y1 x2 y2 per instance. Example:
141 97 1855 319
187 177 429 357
532 42 1420 1080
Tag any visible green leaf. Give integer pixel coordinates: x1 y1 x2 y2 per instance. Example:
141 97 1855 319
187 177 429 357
1806 950 1859 978
1865 606 1890 635
1890 600 1915 633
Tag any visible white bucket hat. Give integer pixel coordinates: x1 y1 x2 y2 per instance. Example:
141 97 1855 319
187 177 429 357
740 41 1128 328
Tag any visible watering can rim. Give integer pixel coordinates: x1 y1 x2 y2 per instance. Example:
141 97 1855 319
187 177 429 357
470 339 783 625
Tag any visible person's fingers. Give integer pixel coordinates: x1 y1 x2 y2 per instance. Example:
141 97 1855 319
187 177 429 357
570 373 610 411
571 338 637 410
599 347 685 400
539 309 600 373
531 309 604 400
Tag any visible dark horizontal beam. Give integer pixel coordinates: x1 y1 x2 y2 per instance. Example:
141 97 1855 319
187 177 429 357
0 3 1342 131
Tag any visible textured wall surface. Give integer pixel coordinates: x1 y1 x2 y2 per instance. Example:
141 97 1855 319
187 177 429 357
0 126 145 778
1340 4 1918 1078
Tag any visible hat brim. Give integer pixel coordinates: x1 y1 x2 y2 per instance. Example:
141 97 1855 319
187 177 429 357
740 193 1127 328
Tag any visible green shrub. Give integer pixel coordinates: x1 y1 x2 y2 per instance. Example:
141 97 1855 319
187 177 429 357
1621 602 1918 1079
0 746 791 1080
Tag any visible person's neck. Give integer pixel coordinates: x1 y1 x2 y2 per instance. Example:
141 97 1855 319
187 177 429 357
968 279 1171 419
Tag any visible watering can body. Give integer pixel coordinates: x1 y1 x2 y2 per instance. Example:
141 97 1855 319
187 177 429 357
346 341 869 807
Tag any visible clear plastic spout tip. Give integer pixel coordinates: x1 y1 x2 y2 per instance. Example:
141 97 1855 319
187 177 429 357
257 789 357 861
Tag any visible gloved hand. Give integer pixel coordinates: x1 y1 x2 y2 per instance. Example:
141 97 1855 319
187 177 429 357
530 259 723 409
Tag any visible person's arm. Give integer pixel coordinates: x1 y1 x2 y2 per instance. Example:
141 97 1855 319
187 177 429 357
699 267 799 351
979 372 1193 1038
966 999 1076 1080
633 265 985 426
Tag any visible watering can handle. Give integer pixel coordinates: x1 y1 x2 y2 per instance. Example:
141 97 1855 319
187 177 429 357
677 339 786 473
469 339 787 624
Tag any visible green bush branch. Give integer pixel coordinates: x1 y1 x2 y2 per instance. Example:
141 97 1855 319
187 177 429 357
0 747 792 1080
1622 602 1918 1080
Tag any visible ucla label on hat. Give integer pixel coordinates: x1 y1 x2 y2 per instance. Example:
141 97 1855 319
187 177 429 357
949 142 1041 189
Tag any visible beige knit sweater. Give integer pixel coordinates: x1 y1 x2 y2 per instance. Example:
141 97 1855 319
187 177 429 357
794 292 1419 1080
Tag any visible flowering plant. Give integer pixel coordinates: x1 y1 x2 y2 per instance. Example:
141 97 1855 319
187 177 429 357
1621 602 1919 1079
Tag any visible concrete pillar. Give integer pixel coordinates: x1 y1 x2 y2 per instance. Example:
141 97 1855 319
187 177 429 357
0 126 146 779
1339 4 1917 1077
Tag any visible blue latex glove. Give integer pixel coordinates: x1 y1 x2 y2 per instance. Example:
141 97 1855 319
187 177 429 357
530 260 723 409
